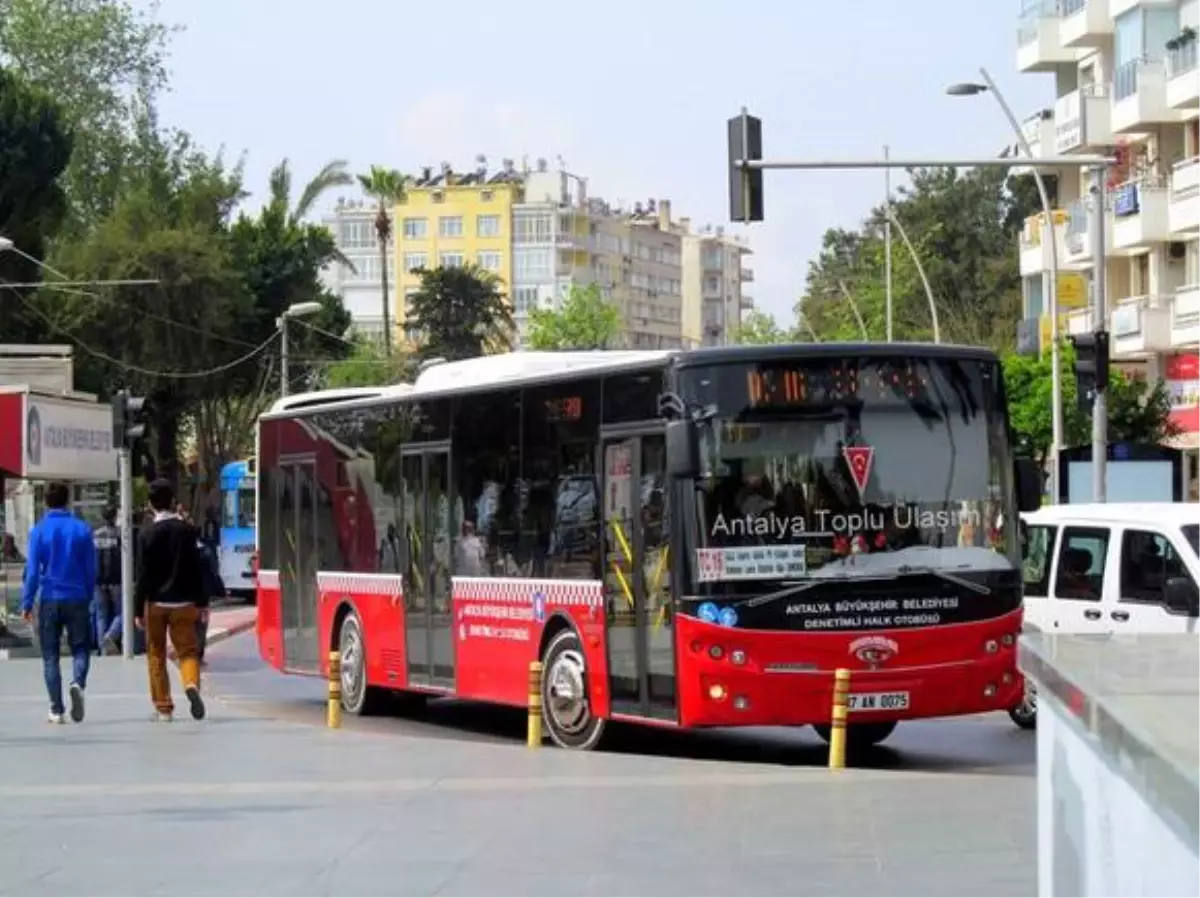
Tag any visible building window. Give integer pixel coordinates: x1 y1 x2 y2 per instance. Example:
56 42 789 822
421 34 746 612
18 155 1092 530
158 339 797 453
477 251 502 272
402 218 427 239
514 247 552 280
337 219 375 249
513 211 553 244
513 286 540 313
477 215 502 237
439 252 464 268
403 252 427 273
439 216 464 238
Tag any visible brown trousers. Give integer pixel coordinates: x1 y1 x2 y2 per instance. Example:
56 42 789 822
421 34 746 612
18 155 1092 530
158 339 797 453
145 603 201 713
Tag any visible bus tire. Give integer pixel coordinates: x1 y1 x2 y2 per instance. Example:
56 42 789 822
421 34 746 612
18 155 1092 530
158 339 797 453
812 721 898 749
1008 682 1037 730
337 610 386 716
541 628 605 751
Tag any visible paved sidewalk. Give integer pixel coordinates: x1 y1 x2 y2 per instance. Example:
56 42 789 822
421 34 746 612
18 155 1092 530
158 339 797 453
0 657 1034 897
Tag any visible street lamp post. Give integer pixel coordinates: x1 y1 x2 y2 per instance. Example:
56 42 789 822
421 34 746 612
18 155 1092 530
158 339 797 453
947 68 1065 504
277 302 323 397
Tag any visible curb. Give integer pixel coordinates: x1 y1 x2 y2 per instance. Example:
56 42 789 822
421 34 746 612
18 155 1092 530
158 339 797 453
168 616 256 661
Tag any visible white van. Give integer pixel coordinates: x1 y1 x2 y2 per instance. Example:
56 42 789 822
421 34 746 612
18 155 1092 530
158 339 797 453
1020 503 1199 634
1008 503 1199 729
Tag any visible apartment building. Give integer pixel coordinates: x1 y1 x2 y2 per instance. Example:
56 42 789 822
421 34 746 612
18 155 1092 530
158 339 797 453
322 159 753 351
320 200 394 342
1014 0 1199 492
680 224 754 348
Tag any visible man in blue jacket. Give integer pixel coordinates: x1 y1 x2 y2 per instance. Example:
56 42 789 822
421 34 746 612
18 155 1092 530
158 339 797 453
22 481 97 724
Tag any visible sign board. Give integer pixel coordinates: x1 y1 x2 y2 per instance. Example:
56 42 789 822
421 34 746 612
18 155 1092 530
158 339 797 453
22 394 117 481
1056 272 1087 310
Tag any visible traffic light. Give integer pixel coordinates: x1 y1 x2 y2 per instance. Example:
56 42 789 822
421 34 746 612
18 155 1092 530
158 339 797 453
1070 330 1110 409
728 111 763 223
111 389 147 450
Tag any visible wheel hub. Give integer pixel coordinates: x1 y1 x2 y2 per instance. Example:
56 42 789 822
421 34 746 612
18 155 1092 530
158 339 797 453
341 629 362 699
546 649 589 735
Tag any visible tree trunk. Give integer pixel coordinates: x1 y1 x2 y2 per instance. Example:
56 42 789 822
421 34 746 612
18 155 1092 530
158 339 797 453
155 413 180 496
379 225 392 357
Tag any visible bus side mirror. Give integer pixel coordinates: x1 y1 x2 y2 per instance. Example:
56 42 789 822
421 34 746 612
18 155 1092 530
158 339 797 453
1165 576 1199 617
1014 458 1042 513
665 419 699 480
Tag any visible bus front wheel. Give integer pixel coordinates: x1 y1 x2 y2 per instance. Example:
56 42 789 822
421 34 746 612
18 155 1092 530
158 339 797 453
812 721 898 749
338 610 387 716
541 628 606 751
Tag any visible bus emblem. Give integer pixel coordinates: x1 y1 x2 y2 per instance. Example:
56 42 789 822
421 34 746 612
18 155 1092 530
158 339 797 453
849 635 898 667
842 444 875 500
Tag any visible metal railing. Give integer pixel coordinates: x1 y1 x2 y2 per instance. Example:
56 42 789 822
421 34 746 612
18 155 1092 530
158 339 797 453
1062 0 1086 15
1168 40 1198 78
1173 286 1200 330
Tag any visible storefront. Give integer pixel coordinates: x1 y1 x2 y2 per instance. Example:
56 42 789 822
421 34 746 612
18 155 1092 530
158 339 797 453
0 385 117 559
1164 353 1199 501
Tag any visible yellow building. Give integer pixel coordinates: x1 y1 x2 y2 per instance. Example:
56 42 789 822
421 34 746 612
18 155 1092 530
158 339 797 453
392 163 523 341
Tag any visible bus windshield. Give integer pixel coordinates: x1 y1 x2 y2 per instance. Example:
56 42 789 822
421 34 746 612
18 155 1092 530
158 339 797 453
678 354 1018 597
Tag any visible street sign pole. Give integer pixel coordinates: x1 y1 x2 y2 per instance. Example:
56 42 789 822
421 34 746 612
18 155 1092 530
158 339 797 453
118 446 135 660
1089 167 1109 503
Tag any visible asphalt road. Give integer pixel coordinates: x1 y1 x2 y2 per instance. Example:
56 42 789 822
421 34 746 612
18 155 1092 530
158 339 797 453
0 634 1038 896
206 631 1038 776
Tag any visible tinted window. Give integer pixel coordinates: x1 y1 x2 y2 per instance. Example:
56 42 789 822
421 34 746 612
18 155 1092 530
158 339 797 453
256 422 280 570
453 391 522 574
1183 525 1198 559
603 369 663 424
1119 529 1196 605
1053 527 1109 601
1022 524 1057 597
523 379 602 579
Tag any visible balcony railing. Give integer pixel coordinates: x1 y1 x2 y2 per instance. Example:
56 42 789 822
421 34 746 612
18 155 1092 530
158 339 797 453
1172 156 1200 198
1018 0 1061 44
1167 39 1198 78
1174 286 1200 330
1062 0 1085 14
1113 58 1143 101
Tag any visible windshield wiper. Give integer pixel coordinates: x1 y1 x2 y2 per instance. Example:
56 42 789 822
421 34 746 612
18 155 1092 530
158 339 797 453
743 565 992 609
895 564 992 595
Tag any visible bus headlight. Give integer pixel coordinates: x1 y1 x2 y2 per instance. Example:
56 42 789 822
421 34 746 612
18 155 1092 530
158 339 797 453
709 683 727 701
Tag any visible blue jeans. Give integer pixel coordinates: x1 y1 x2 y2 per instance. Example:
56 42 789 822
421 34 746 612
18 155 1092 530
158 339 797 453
94 585 119 651
38 600 92 715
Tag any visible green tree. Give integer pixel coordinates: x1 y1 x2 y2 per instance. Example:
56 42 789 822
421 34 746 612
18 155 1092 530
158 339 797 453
323 336 412 389
406 263 513 361
734 309 792 345
357 165 408 356
1003 345 1179 466
798 167 1040 350
0 65 73 343
526 282 622 350
0 0 178 226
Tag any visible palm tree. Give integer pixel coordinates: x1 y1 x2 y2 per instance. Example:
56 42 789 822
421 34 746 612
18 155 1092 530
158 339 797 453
267 158 353 223
357 165 408 356
406 263 515 361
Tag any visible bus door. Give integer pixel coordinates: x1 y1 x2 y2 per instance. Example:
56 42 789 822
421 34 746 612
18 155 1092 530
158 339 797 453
600 428 676 721
400 445 454 688
277 456 320 673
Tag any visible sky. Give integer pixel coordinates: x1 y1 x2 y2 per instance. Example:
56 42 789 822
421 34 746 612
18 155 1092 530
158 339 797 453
147 0 1053 327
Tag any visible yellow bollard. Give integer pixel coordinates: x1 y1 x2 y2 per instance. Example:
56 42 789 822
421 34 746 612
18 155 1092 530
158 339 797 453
527 660 544 748
828 667 851 770
327 650 342 729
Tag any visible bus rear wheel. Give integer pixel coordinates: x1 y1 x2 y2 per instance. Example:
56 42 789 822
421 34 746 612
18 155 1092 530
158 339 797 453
541 628 605 751
338 610 386 716
812 721 898 749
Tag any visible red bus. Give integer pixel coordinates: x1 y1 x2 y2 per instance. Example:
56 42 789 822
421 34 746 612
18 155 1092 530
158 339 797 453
254 344 1042 750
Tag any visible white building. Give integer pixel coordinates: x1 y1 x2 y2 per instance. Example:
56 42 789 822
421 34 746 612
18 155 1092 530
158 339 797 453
320 199 394 343
1014 0 1199 490
679 225 753 348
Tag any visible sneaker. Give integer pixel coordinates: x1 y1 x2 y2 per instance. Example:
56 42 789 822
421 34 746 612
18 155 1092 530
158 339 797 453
68 683 85 723
185 685 206 721
47 710 66 725
103 637 119 656
153 711 173 723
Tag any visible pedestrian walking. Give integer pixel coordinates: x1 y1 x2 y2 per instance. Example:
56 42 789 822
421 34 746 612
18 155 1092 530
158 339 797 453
20 482 96 724
93 507 121 655
135 479 209 722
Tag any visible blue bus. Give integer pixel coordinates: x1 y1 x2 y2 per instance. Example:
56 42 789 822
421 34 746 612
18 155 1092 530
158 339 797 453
218 458 257 600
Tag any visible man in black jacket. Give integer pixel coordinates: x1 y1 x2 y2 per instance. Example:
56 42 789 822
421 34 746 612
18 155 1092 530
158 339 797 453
135 479 208 722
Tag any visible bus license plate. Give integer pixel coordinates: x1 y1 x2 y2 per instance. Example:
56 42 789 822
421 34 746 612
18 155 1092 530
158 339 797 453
847 691 910 712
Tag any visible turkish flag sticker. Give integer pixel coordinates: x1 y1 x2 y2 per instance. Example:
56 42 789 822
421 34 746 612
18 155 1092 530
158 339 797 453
842 445 874 499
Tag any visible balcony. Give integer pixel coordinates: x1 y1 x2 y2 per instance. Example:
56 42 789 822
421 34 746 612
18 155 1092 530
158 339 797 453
1063 197 1112 266
1110 175 1171 251
1018 2 1076 72
1059 0 1112 47
1054 84 1112 152
1019 210 1069 275
1166 37 1199 114
1066 307 1097 335
1109 295 1173 355
1112 59 1180 134
740 295 754 310
1171 285 1200 347
740 268 754 282
1169 157 1200 235
1020 109 1056 161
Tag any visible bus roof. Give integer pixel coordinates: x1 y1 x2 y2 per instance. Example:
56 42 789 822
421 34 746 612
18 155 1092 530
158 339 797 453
260 342 997 420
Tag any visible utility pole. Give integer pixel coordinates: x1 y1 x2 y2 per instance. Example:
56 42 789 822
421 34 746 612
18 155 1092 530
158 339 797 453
884 144 893 343
1089 167 1109 502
